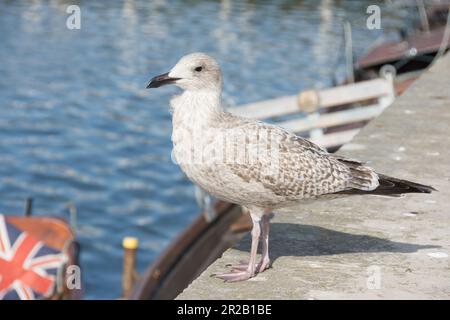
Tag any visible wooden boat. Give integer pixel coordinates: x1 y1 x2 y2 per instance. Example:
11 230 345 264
0 199 82 300
322 6 450 139
423 1 450 30
354 0 450 94
355 25 450 92
129 202 248 299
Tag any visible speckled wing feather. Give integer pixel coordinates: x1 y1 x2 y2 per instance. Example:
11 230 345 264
218 114 379 205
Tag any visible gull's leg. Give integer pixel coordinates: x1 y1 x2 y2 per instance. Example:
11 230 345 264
212 211 262 282
227 210 271 273
256 212 271 273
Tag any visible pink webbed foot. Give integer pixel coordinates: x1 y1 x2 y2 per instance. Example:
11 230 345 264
211 270 254 282
225 260 248 272
256 258 271 273
225 259 271 273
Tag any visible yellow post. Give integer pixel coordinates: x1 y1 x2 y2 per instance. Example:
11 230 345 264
122 237 139 299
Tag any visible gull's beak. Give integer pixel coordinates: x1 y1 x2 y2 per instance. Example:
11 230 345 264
146 72 180 88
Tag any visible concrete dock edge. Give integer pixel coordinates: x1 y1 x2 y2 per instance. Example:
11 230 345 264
178 53 450 300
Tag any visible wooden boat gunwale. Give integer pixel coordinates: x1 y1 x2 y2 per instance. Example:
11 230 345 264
130 201 246 300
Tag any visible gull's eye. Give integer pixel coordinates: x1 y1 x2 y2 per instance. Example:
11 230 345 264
195 66 203 72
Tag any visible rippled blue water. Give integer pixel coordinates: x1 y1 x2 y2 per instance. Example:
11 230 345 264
0 0 412 299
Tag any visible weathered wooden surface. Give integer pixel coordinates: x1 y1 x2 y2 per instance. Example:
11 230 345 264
228 76 394 149
178 53 450 300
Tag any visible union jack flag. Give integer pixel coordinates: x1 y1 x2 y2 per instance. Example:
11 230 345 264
0 215 68 300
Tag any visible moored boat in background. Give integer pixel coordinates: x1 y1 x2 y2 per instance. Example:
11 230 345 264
0 199 82 300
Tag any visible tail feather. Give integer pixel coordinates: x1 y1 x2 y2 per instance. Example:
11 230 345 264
333 156 436 197
338 174 436 197
376 174 436 195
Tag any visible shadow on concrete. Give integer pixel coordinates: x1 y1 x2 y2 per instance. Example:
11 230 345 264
234 223 439 262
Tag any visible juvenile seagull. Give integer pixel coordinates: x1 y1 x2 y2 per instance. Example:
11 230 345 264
147 53 435 282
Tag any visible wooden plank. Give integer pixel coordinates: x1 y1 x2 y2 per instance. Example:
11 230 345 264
228 77 393 120
309 129 361 149
279 104 384 133
227 95 298 119
317 78 393 108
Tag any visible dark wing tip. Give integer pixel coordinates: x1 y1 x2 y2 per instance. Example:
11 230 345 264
418 185 437 193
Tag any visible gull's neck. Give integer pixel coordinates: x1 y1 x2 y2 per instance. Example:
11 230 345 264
171 89 224 125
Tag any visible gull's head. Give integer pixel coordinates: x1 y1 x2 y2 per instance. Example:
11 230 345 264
147 52 222 92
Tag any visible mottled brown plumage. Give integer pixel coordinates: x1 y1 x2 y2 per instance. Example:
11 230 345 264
147 52 435 282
